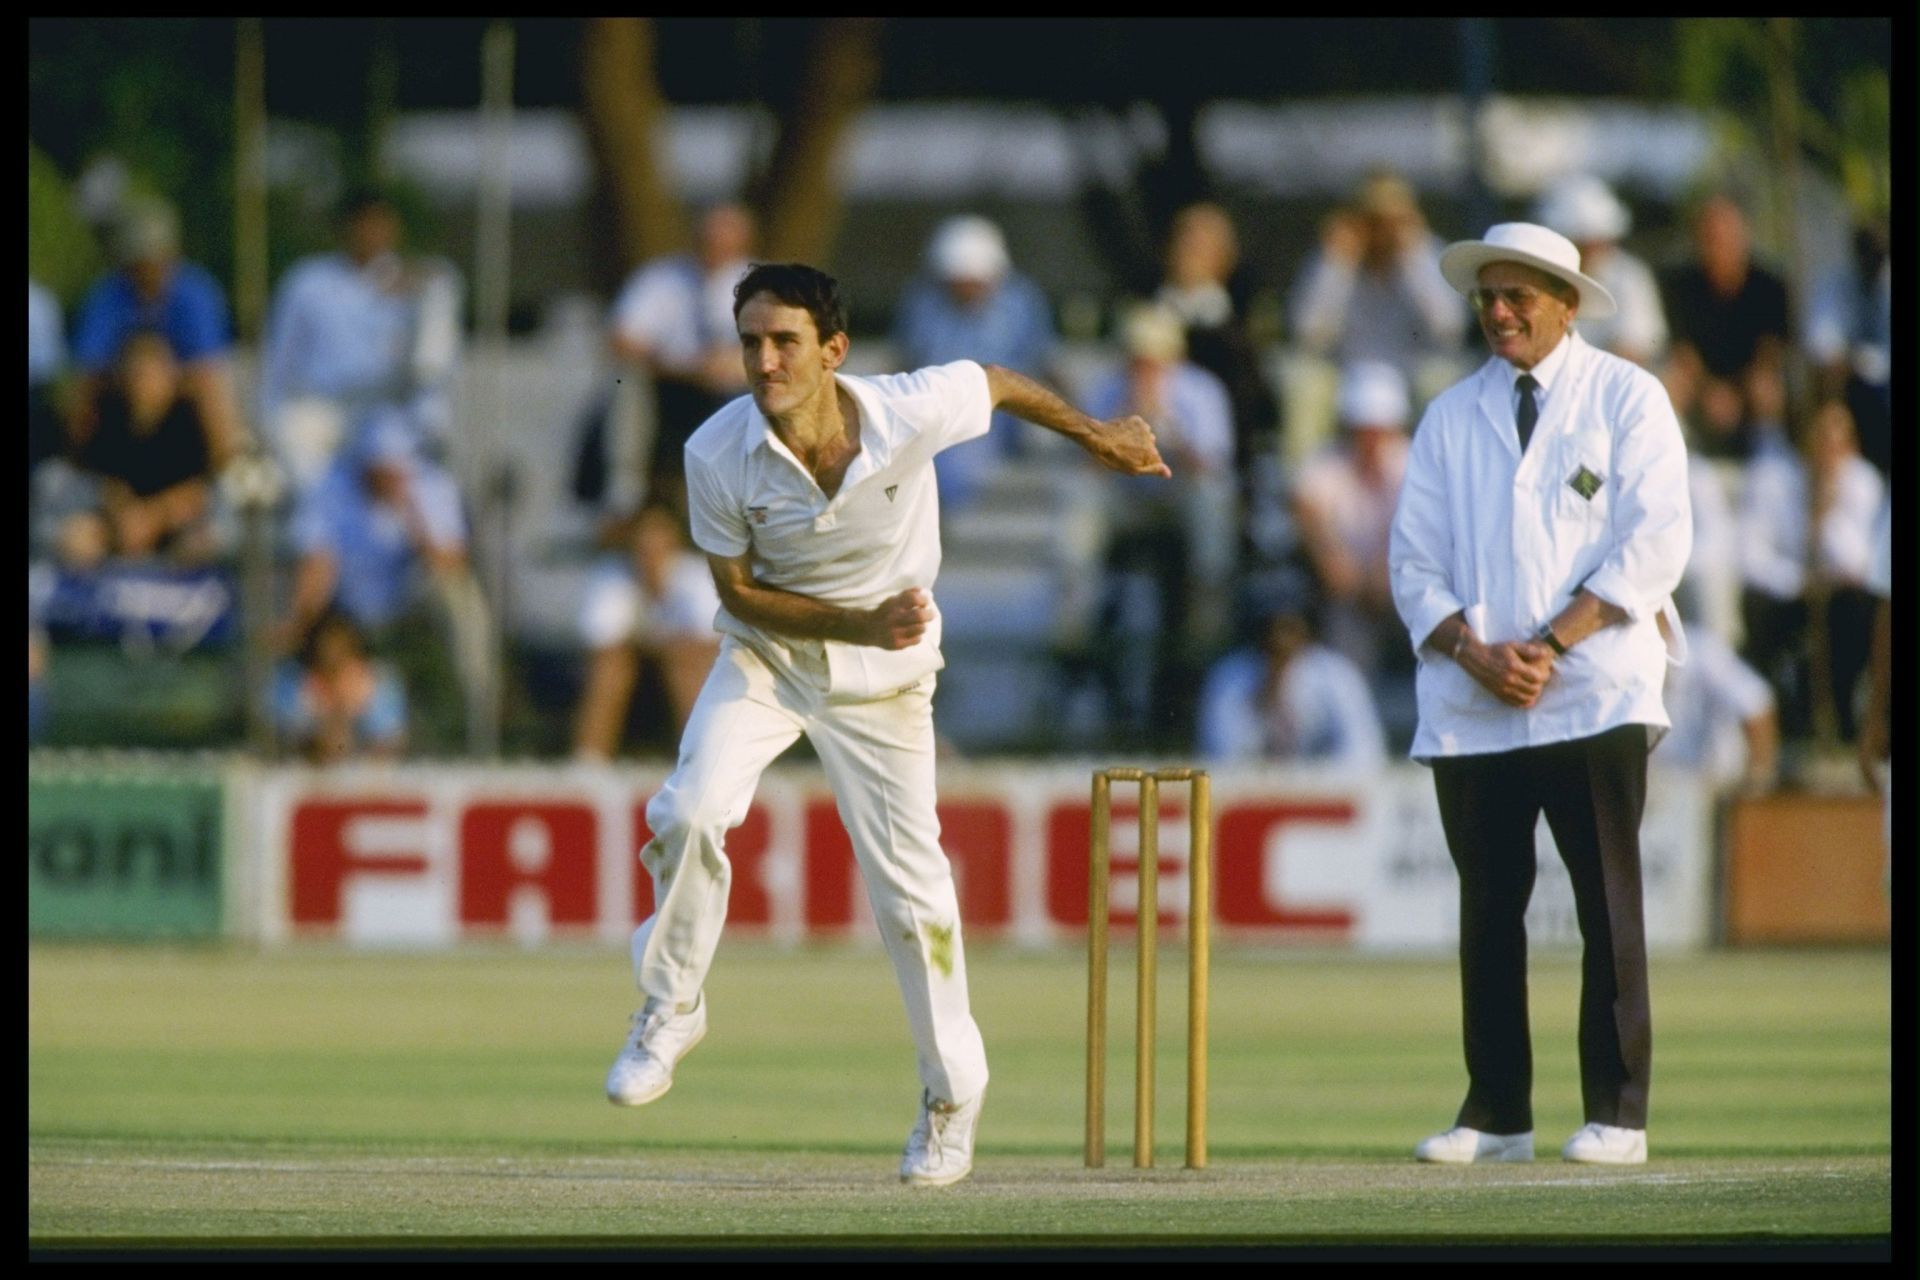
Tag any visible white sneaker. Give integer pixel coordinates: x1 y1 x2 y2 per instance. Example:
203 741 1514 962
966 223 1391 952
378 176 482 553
1562 1122 1647 1165
899 1089 983 1187
1414 1126 1534 1164
604 994 707 1107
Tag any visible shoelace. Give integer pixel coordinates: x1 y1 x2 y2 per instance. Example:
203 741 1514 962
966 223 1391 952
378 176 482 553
919 1093 960 1162
626 1006 671 1053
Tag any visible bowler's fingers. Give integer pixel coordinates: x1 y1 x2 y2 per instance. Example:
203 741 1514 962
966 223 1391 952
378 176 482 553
880 588 934 648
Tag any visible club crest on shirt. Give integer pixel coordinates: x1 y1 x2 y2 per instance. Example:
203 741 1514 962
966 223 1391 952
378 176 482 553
748 506 769 525
885 485 899 502
1567 466 1603 501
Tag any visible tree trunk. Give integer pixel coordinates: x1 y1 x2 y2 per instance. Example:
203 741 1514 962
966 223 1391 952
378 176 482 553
579 17 686 277
754 18 883 265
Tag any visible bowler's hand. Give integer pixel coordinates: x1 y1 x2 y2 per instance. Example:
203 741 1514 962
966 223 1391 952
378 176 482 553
862 587 934 650
1459 637 1557 709
1086 415 1172 478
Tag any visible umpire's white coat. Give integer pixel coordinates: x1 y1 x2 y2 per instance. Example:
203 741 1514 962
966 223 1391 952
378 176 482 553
1389 332 1691 762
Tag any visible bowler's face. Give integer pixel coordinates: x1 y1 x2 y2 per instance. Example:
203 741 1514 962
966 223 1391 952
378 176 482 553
737 294 846 419
1474 262 1575 372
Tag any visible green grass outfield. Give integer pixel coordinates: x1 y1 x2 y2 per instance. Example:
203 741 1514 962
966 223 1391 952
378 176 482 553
28 943 1892 1248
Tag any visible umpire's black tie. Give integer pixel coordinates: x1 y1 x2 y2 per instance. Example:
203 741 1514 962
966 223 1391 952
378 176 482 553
1515 374 1539 452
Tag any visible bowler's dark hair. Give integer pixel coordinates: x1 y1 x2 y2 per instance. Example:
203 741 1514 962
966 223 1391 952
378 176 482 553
733 262 847 341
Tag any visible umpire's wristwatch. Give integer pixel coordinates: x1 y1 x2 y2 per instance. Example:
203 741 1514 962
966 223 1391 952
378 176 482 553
1533 622 1568 656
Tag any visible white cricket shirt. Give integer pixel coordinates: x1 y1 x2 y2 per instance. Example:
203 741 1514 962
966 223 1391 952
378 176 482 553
1389 332 1692 760
684 359 993 700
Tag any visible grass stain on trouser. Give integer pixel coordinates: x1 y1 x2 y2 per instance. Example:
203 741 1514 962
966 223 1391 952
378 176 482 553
923 922 954 979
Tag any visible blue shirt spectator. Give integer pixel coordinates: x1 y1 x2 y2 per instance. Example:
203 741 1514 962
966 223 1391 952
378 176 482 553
260 192 463 493
288 418 467 630
261 256 424 410
894 216 1057 509
272 608 408 762
66 202 245 471
1082 358 1235 486
29 280 64 387
30 279 67 480
71 261 230 372
1198 636 1386 767
273 661 407 759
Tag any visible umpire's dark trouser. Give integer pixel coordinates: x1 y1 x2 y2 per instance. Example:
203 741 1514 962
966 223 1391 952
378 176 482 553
1431 724 1652 1134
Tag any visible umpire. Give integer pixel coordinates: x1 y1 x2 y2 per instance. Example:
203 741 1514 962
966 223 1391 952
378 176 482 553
1388 223 1691 1166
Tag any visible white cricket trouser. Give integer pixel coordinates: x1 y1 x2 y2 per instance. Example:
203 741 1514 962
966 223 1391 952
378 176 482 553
628 634 989 1106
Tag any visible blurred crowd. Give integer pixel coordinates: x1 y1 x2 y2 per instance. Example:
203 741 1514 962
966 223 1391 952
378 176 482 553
29 170 1892 790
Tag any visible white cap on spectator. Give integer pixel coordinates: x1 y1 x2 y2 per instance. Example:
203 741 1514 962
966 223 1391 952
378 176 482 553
1535 174 1632 243
1121 303 1187 363
114 200 181 264
928 215 1010 282
1337 361 1410 430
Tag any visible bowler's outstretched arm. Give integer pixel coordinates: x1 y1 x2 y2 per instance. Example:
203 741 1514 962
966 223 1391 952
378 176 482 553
983 363 1171 477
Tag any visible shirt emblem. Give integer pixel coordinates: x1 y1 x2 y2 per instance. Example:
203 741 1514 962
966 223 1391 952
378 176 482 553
748 506 769 525
1567 466 1603 501
885 485 899 502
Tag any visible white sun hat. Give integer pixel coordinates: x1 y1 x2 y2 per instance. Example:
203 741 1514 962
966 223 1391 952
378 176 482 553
1534 174 1632 243
928 215 1010 282
1121 303 1187 362
1336 360 1410 430
1439 222 1616 318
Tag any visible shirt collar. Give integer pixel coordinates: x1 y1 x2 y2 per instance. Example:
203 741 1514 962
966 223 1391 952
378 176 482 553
742 372 895 472
1503 331 1574 395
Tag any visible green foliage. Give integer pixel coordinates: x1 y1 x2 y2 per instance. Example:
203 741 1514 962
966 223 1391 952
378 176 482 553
27 143 102 305
1671 18 1890 223
1834 71 1890 220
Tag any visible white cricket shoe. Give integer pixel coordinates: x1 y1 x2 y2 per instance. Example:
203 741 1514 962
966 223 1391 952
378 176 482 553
1562 1122 1647 1165
1414 1126 1535 1164
604 994 707 1107
899 1089 984 1187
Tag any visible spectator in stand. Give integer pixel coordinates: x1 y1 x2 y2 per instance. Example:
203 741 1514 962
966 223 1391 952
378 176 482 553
259 188 464 495
1857 498 1891 865
1806 219 1891 480
1198 588 1385 768
30 279 66 493
68 200 244 471
1533 174 1668 368
608 202 756 510
1082 304 1238 739
280 413 493 749
572 504 722 762
1154 202 1280 468
29 620 50 744
1658 595 1778 795
273 607 408 764
281 414 471 643
1679 440 1741 649
1291 361 1412 697
1737 399 1885 743
894 215 1059 511
61 331 221 565
1290 170 1466 391
1661 195 1791 460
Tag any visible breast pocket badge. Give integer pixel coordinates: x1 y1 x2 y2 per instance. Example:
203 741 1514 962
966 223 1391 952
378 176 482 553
1567 466 1604 501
